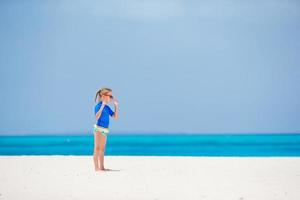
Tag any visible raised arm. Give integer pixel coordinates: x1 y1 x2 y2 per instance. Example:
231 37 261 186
95 102 105 120
113 99 119 119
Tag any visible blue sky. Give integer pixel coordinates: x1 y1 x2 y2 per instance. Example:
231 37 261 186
0 0 299 135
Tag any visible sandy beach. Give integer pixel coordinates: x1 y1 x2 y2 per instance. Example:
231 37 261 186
0 156 299 200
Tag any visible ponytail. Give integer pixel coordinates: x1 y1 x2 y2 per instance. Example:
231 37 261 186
94 89 102 102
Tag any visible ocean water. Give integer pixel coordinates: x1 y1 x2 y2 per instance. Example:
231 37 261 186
0 134 300 156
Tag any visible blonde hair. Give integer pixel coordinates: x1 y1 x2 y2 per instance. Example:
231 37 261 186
95 87 112 102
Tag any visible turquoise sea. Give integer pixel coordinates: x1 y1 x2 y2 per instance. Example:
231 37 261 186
0 134 300 156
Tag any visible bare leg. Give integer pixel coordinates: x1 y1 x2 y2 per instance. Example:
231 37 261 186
93 132 101 171
98 134 107 170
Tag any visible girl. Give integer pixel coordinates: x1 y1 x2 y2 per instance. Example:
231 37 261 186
93 87 119 172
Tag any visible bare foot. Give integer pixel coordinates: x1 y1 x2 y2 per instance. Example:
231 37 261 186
95 168 101 172
97 167 107 172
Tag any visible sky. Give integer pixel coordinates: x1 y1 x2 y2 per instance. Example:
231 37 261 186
0 0 300 135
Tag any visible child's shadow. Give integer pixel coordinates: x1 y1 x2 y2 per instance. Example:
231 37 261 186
104 168 122 172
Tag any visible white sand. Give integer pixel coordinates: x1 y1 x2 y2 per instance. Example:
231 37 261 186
0 156 300 200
